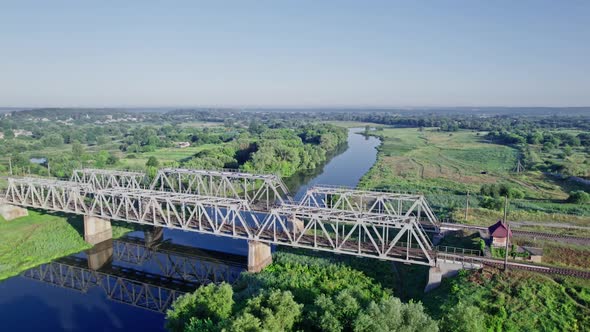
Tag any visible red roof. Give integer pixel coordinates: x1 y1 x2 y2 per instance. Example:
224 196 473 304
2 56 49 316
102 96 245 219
488 220 512 238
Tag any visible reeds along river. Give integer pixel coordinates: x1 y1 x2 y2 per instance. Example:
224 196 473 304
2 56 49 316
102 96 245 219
0 128 380 332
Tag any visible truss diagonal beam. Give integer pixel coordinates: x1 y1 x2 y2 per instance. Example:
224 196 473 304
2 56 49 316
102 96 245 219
301 185 440 232
3 176 435 266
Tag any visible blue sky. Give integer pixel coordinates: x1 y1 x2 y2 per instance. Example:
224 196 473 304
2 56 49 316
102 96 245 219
1 1 589 107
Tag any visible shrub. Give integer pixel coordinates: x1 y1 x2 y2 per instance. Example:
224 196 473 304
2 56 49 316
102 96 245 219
568 191 590 204
165 283 234 332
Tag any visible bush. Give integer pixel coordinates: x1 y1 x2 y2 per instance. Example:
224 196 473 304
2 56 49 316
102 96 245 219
480 196 504 211
568 191 590 204
165 283 234 332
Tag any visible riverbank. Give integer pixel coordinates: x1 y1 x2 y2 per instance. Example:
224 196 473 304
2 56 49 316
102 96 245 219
0 211 134 280
358 127 590 232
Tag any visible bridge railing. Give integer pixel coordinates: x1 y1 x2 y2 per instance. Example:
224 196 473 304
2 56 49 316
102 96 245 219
435 245 481 257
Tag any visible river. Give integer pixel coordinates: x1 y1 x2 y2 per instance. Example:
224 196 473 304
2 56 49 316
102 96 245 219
0 128 380 331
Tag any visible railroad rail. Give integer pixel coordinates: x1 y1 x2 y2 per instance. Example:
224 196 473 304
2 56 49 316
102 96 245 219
441 222 590 245
438 253 590 279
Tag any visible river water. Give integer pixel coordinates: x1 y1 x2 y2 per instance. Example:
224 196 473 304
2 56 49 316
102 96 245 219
0 128 380 331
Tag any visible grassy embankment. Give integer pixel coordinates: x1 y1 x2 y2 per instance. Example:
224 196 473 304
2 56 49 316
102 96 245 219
423 267 590 331
0 211 134 280
358 128 590 232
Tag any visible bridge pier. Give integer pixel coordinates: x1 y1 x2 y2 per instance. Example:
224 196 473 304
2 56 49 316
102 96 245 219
144 227 164 247
247 241 272 273
291 217 305 233
0 204 28 221
425 260 480 292
87 239 114 270
84 216 112 245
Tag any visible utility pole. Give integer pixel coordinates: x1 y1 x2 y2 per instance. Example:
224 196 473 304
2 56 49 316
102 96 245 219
47 160 51 176
515 159 524 174
465 190 470 221
503 196 510 271
8 157 12 175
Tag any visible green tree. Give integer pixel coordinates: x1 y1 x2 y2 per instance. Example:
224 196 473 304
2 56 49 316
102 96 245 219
146 156 160 168
72 141 85 160
166 283 234 332
568 191 590 204
354 297 438 332
231 290 302 332
440 302 485 332
4 129 14 139
106 152 119 165
95 150 110 168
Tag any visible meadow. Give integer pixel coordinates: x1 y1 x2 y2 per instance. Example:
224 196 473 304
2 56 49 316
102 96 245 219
0 210 134 280
359 127 590 230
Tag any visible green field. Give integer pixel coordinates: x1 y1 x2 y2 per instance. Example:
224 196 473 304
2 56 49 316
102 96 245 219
359 127 590 229
0 211 134 280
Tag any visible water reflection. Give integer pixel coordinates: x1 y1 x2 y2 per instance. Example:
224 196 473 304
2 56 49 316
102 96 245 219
21 233 247 314
0 128 381 331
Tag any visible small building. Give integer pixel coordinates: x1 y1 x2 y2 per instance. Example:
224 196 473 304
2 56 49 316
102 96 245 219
177 141 191 148
0 132 4 139
14 129 33 137
488 220 512 247
518 246 543 263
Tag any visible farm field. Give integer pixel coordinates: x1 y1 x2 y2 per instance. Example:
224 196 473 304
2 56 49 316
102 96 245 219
119 144 218 169
359 127 590 229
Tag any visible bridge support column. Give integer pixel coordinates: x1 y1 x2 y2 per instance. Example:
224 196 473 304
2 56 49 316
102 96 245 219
248 241 272 273
84 216 112 245
87 239 113 270
424 261 466 292
291 217 305 233
0 204 28 221
144 227 164 247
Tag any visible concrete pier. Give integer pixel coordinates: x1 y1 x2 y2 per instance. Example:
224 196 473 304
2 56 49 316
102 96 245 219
84 216 112 245
425 260 480 292
144 227 164 247
0 204 28 221
291 217 305 233
87 239 114 270
247 241 272 273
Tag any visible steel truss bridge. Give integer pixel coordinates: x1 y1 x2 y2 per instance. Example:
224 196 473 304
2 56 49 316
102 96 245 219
2 168 443 266
72 168 292 211
114 236 246 283
22 236 246 313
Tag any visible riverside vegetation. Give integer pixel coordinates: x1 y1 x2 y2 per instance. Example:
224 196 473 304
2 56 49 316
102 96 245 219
1 108 589 331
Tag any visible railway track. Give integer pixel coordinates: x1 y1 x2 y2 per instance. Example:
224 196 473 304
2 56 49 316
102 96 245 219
511 230 590 245
440 222 590 245
439 253 590 279
481 260 590 279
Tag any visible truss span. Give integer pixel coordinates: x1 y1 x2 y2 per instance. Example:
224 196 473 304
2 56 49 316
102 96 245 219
300 185 440 232
150 168 292 210
71 168 147 190
2 176 435 266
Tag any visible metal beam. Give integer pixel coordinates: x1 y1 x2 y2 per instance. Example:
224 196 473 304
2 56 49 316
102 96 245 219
2 176 435 266
300 185 440 232
150 168 292 210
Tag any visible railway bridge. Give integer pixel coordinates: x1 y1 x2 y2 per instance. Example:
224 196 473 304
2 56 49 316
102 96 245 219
1 168 474 289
